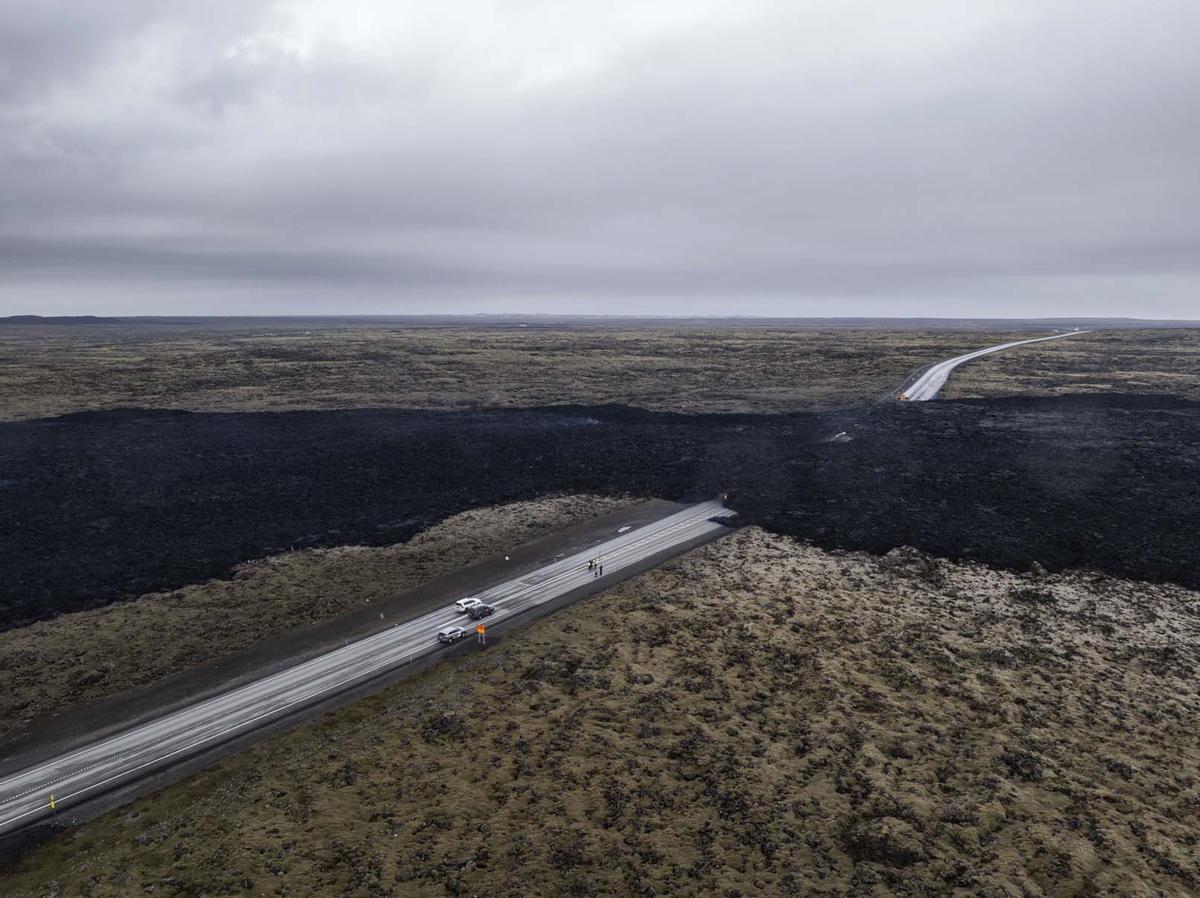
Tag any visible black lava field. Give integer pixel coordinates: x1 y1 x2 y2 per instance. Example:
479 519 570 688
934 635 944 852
2 395 1197 630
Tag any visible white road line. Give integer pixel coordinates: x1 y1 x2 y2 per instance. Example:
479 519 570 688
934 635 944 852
2 503 720 788
0 501 729 832
7 504 722 792
900 331 1086 401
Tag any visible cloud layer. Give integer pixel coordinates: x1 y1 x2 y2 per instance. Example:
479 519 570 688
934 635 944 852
2 0 1198 316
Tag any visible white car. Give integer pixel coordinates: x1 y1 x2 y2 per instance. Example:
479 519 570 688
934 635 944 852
454 597 484 613
437 626 466 645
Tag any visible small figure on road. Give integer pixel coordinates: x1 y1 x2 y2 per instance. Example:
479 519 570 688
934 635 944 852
598 564 603 576
588 559 594 571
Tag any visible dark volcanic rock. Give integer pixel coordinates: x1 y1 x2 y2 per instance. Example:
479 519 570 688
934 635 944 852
1 395 1197 630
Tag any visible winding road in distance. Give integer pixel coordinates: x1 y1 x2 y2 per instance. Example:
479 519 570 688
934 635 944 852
899 330 1087 401
0 500 731 837
0 329 1093 839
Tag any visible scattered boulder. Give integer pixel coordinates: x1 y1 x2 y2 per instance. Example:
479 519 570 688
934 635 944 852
841 816 925 866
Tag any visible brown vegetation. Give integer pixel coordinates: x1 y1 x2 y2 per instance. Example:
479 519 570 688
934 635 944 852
0 324 1026 420
3 324 1196 423
0 494 633 739
942 329 1200 401
7 528 1198 896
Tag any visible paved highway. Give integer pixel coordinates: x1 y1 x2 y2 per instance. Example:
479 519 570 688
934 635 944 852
0 500 730 835
899 331 1086 401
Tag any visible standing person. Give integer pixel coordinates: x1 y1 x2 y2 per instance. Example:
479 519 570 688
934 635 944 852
598 564 603 576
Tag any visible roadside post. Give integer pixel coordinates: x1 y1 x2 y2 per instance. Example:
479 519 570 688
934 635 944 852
476 623 486 645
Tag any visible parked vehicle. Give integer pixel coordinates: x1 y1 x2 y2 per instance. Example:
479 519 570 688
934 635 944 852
437 626 466 644
453 597 483 613
467 603 494 621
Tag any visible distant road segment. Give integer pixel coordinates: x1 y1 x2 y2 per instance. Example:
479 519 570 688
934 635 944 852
0 500 731 836
897 331 1087 401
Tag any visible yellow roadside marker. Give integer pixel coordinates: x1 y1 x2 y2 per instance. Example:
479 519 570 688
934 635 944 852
49 794 56 811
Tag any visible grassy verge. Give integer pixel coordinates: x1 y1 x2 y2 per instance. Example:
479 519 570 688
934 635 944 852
0 494 635 738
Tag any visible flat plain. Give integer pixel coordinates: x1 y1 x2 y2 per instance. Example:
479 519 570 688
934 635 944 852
0 322 1072 419
2 320 1198 896
942 328 1200 401
3 322 1197 423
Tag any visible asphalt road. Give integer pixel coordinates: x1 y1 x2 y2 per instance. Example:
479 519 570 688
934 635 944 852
0 500 730 836
899 331 1086 400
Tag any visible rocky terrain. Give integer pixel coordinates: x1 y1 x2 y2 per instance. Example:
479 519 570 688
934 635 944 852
0 321 1056 421
0 494 634 739
944 329 1200 402
6 528 1198 897
3 323 1198 896
3 394 1197 630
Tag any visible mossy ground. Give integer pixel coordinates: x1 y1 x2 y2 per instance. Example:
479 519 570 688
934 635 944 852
0 324 1072 420
0 494 634 739
7 529 1197 896
942 329 1200 401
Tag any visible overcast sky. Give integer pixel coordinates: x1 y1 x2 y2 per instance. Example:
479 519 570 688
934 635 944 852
1 1 1197 317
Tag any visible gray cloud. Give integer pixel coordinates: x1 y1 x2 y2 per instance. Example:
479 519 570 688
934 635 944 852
1 0 1198 316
